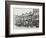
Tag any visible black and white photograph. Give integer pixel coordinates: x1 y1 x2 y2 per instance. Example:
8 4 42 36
13 8 39 33
5 1 45 37
13 8 39 28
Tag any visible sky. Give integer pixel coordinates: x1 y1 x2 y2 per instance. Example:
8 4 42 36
13 8 33 16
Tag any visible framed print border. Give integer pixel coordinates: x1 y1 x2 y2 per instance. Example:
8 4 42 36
5 1 45 37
